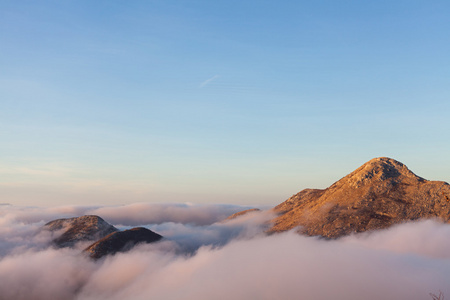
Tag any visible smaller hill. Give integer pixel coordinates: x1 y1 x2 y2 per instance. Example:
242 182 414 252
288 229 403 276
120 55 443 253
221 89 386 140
84 227 163 259
225 208 261 221
44 215 118 248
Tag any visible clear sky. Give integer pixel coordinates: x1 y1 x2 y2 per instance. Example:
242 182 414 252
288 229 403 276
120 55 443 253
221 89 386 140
1 1 450 206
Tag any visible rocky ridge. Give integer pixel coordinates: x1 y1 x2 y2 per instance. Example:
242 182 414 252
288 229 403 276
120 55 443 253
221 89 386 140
44 215 118 248
84 227 163 259
225 208 261 221
268 157 450 238
44 215 163 258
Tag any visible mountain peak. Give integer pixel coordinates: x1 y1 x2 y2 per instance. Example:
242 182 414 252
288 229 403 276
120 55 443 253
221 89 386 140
336 157 424 189
44 215 118 248
84 227 163 259
269 157 450 238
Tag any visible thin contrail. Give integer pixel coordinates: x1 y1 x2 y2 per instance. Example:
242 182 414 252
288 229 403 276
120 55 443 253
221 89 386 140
199 75 219 88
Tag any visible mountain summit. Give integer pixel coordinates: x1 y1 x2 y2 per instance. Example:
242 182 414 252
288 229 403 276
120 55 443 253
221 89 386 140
44 215 118 248
84 227 163 259
44 215 163 258
269 157 450 238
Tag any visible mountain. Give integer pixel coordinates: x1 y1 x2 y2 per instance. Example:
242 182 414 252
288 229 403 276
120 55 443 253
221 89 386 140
268 157 450 238
44 215 118 248
44 215 163 258
224 208 261 221
84 227 163 259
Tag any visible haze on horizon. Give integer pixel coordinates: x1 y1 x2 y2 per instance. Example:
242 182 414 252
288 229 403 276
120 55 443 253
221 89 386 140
1 1 450 207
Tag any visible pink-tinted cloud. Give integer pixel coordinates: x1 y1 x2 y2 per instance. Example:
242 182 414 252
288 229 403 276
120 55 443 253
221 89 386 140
88 202 250 226
3 203 252 226
1 204 449 300
72 228 450 300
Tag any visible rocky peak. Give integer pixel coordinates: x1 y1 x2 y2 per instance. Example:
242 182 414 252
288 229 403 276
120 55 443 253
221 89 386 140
269 158 450 238
44 215 118 248
335 157 424 189
84 227 163 259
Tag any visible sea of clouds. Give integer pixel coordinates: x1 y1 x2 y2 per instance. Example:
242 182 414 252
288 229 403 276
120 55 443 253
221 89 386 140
1 202 450 300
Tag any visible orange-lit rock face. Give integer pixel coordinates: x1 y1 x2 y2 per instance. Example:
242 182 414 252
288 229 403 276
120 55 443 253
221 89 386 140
269 157 450 238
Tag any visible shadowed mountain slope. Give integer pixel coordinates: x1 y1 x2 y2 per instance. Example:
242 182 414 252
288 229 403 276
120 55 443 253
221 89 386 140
269 157 450 238
84 227 163 259
44 215 118 248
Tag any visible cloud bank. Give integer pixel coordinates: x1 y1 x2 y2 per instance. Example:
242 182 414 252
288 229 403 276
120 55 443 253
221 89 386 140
1 202 250 227
1 204 449 300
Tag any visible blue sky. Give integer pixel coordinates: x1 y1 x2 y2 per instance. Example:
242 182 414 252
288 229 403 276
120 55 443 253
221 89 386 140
1 1 450 206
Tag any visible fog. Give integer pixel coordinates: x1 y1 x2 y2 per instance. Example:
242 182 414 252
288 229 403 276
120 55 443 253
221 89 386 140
0 202 252 227
1 203 449 300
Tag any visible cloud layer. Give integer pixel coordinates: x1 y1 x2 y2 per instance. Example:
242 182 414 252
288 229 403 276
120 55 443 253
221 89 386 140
1 203 449 300
0 202 250 226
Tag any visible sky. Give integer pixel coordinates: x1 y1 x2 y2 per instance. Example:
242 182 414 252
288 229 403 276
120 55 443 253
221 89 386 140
1 1 450 206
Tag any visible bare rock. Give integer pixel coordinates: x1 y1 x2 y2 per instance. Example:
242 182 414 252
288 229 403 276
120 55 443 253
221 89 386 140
44 215 118 248
225 208 261 221
268 157 450 238
84 227 163 259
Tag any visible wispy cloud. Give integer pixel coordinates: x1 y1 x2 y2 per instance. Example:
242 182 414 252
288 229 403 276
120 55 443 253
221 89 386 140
199 75 219 88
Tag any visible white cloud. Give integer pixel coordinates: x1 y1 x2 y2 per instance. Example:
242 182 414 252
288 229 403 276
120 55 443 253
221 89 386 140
1 204 449 300
88 202 252 226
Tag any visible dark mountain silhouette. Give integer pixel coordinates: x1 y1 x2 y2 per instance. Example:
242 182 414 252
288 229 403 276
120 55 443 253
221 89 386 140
84 227 163 259
44 215 118 248
267 157 450 238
